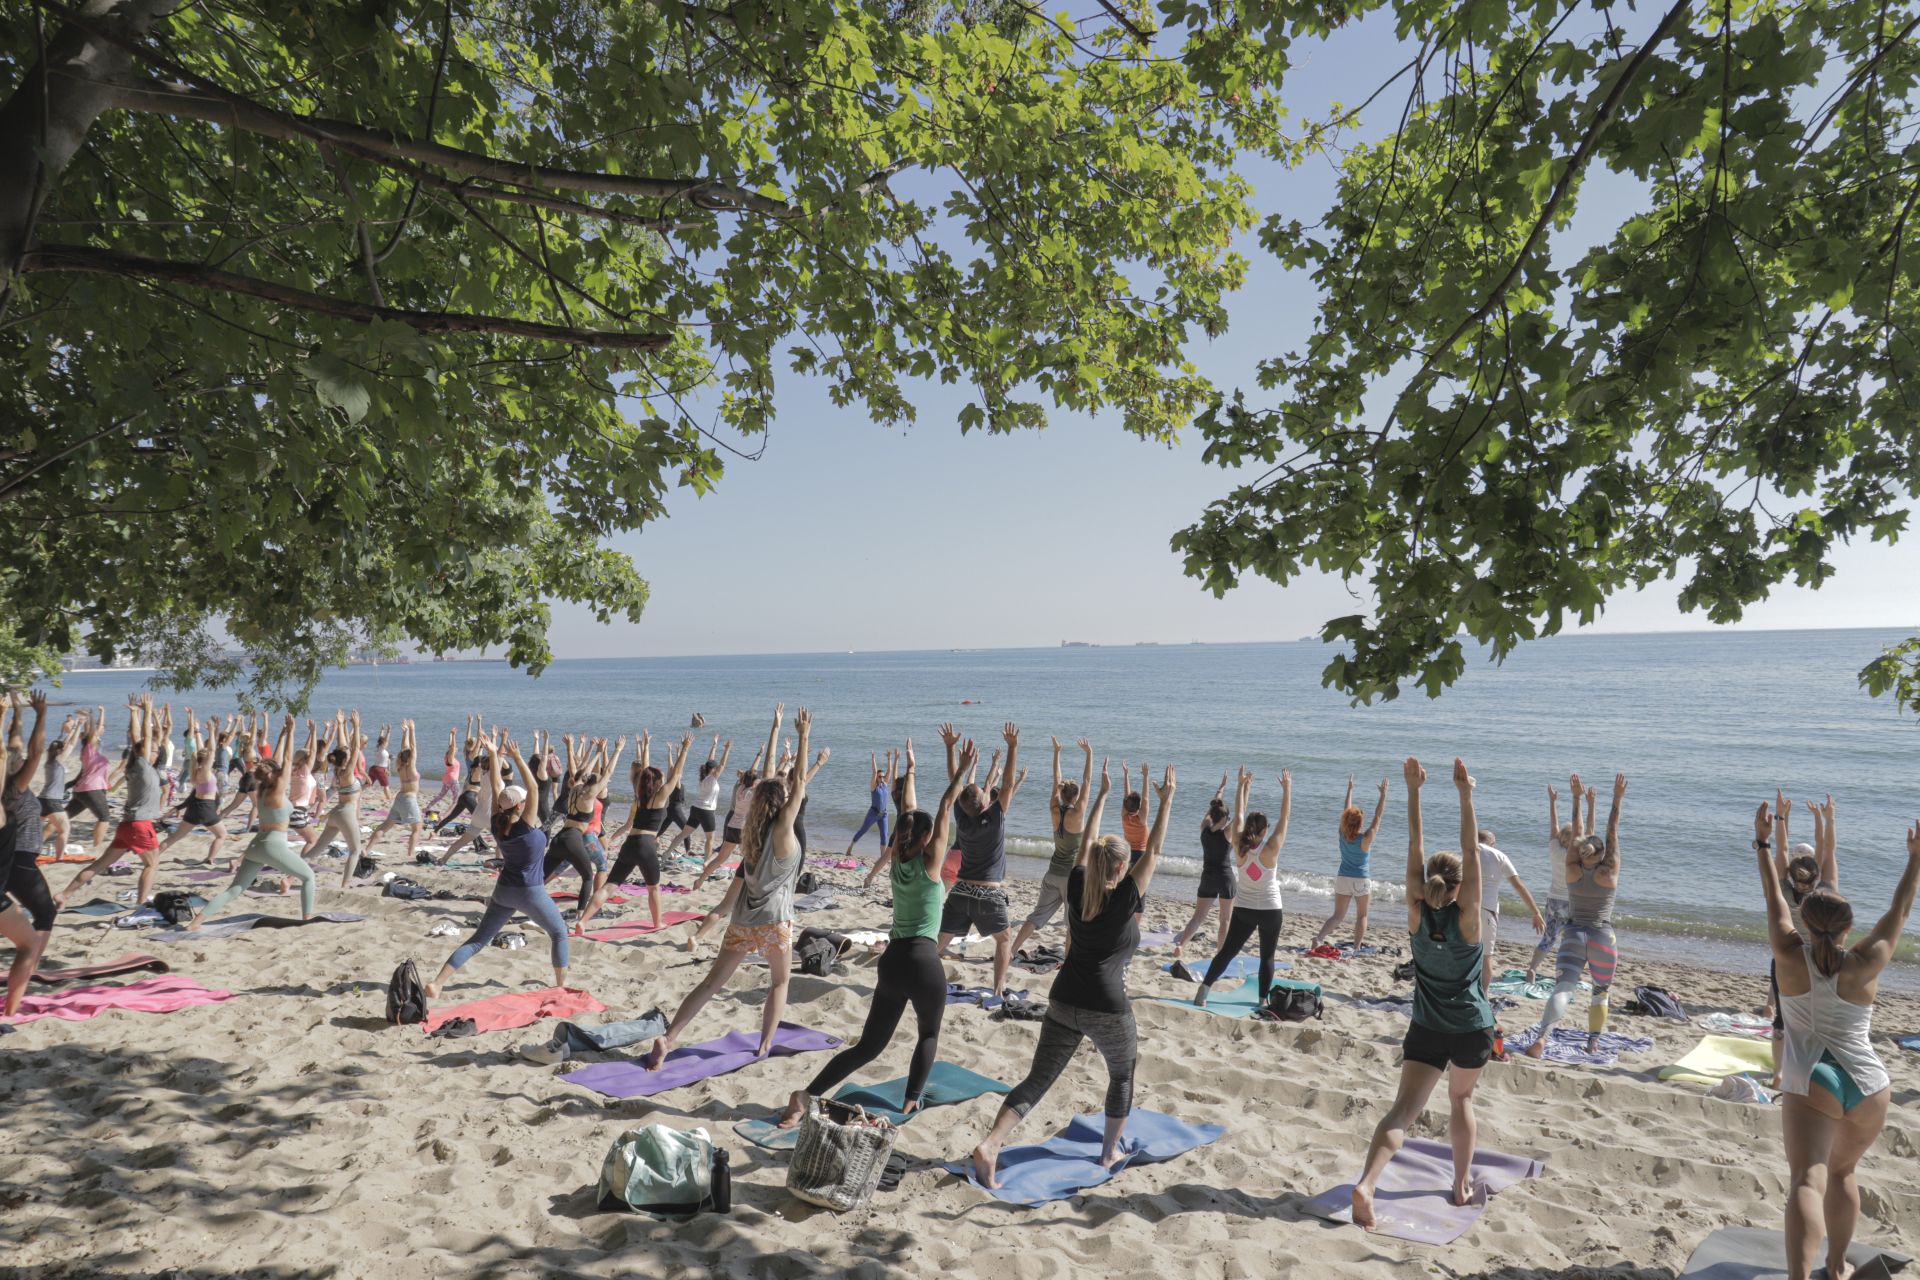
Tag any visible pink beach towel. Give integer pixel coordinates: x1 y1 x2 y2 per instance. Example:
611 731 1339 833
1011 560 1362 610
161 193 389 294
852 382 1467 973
421 985 607 1035
581 911 703 942
2 976 233 1025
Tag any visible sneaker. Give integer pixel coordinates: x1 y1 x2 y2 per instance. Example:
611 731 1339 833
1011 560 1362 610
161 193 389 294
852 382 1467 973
516 1038 567 1065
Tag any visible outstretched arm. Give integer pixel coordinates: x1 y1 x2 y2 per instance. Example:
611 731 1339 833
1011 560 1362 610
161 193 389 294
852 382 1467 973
997 723 1022 807
1820 794 1839 889
1859 822 1920 967
773 709 812 841
1547 783 1561 845
927 742 975 876
1362 776 1388 850
1131 765 1177 893
1259 770 1293 867
1402 757 1426 933
1079 758 1112 866
1755 802 1797 955
1049 737 1063 824
899 737 917 813
1605 773 1626 873
1455 759 1482 942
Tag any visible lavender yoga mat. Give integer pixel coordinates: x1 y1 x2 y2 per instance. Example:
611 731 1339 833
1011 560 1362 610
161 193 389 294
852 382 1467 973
1304 1138 1546 1244
561 1023 842 1098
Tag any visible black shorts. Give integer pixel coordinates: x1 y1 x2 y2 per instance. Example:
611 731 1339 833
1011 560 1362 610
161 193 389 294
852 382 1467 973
183 796 222 828
3 857 58 932
666 804 690 830
610 832 662 887
1197 866 1237 900
723 824 743 845
1402 1023 1496 1071
688 808 717 833
66 790 110 821
38 797 66 819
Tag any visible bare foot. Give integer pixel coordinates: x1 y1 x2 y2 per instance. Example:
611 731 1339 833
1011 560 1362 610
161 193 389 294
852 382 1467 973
1523 1039 1546 1059
1097 1147 1127 1170
424 981 442 999
1451 1178 1473 1206
1829 1260 1856 1280
1351 1184 1376 1230
971 1142 1001 1189
1586 1033 1601 1054
642 1038 668 1070
775 1089 809 1129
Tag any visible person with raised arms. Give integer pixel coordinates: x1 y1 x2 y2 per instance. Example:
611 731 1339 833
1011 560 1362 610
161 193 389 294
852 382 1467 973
154 716 233 867
1526 775 1586 985
190 715 319 928
56 695 170 912
2 693 55 1013
1523 773 1626 1058
1193 767 1292 1007
317 711 371 888
64 706 113 856
968 757 1174 1188
1007 735 1093 958
1309 773 1389 950
776 738 975 1128
644 705 820 1069
1755 798 1916 1280
366 721 427 862
35 710 82 861
425 735 568 997
1169 773 1235 966
691 747 761 892
587 731 694 933
936 720 1024 999
1350 756 1491 1229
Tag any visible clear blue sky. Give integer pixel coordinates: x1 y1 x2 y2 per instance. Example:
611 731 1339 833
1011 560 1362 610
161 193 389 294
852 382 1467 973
547 12 1919 660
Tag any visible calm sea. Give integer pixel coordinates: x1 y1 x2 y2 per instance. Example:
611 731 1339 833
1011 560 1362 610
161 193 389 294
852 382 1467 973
57 628 1920 986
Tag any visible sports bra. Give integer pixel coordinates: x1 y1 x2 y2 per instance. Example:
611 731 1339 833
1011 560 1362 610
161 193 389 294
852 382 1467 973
257 801 293 827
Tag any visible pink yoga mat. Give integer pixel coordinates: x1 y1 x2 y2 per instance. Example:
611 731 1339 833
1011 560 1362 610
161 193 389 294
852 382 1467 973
1304 1138 1546 1244
580 911 702 942
421 985 607 1035
1 976 233 1025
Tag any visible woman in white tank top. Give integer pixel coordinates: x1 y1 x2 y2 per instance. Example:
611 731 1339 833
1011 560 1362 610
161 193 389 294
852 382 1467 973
1754 798 1919 1280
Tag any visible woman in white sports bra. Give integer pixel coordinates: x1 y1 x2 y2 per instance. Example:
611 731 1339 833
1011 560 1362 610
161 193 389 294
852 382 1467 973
1754 797 1919 1280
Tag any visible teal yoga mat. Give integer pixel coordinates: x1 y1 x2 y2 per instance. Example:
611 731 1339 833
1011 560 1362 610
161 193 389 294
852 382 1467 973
1149 978 1265 1020
734 1061 1010 1150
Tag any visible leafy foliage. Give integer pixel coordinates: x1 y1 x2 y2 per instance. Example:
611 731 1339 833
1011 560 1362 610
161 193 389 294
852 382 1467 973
1176 0 1920 710
1 0 1282 708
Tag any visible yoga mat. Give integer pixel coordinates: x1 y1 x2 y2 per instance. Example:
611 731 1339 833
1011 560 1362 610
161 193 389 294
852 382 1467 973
423 986 607 1035
150 910 365 942
1162 956 1289 982
1137 930 1176 947
580 911 702 942
1150 978 1266 1021
1679 1225 1911 1279
734 1061 1011 1150
1899 1034 1920 1053
1697 1012 1775 1040
942 1109 1225 1207
1488 968 1587 1000
30 953 170 985
946 984 1029 1010
561 1023 841 1098
1504 1025 1653 1067
1659 1035 1778 1085
63 899 133 918
1303 1138 1546 1244
0 976 234 1025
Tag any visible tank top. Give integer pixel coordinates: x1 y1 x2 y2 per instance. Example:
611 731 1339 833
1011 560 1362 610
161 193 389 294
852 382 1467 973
697 774 722 810
1337 833 1369 879
76 744 109 792
257 800 293 827
1199 822 1230 875
727 781 752 825
1567 864 1617 927
890 849 946 940
39 757 69 804
1122 808 1148 852
5 782 43 856
733 842 801 925
1237 843 1284 911
868 783 888 815
1046 821 1082 878
1779 945 1888 1099
1411 902 1494 1033
288 768 314 807
953 802 1006 882
635 804 667 836
1547 838 1571 899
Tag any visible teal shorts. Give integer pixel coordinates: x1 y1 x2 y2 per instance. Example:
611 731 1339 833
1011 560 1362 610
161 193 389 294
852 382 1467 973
1809 1050 1868 1113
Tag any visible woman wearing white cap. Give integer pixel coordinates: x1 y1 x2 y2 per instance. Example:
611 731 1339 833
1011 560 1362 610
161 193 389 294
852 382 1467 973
425 736 571 997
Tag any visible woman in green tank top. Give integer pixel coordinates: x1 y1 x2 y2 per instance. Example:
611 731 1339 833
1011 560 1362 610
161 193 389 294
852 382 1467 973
1009 737 1092 959
775 739 976 1129
1350 756 1495 1231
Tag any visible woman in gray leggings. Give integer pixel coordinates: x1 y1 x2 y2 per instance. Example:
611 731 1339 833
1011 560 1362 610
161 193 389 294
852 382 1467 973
970 756 1174 1188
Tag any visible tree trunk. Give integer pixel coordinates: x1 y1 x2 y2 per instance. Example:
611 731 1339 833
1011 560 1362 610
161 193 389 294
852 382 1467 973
0 0 184 290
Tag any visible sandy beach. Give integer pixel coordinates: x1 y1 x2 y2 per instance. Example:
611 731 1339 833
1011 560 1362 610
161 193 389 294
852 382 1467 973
4 817 1917 1280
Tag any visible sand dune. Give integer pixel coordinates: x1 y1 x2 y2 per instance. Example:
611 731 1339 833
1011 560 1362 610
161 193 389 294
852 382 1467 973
3 817 1916 1279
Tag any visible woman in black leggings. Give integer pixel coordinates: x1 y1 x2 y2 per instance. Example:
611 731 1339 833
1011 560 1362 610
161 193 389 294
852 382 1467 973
2 693 55 1015
775 740 972 1127
970 756 1174 1188
589 732 691 932
1194 768 1293 1009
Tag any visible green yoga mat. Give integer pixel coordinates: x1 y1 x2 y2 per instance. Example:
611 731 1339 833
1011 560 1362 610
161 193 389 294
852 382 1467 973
1149 977 1265 1020
1658 1034 1776 1085
733 1061 1010 1150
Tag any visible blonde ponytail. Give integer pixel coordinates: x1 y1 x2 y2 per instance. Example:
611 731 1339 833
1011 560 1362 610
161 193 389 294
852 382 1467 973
1422 852 1463 910
1080 835 1129 920
1800 889 1853 978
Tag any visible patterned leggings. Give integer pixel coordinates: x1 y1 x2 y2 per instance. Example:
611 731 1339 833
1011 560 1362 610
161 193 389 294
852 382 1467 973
1004 1000 1137 1119
1537 921 1617 1037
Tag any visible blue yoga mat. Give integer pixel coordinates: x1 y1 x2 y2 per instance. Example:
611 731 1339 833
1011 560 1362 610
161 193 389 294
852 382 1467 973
1149 978 1265 1020
1161 956 1288 982
1898 1035 1920 1053
942 1109 1225 1206
735 1061 1009 1150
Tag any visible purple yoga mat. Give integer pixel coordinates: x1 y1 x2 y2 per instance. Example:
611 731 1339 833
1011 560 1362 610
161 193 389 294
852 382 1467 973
1304 1138 1545 1244
560 1023 842 1098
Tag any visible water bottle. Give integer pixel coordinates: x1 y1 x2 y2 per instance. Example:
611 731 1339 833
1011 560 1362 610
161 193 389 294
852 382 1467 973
710 1149 731 1213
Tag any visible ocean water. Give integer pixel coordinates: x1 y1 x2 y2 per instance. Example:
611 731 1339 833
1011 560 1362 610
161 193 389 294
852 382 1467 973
56 627 1920 987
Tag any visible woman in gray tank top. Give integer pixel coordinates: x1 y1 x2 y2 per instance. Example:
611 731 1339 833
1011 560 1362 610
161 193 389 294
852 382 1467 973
643 704 821 1071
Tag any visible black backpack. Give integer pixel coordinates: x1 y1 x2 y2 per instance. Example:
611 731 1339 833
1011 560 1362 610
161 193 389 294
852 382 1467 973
387 959 428 1025
1263 979 1325 1023
1626 984 1687 1020
151 891 195 926
384 877 431 901
354 855 378 879
795 934 839 977
795 871 820 896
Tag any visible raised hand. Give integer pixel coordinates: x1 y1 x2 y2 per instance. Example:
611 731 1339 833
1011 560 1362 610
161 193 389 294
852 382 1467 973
795 706 812 733
1002 721 1019 745
1403 757 1425 788
956 739 979 772
1612 772 1627 799
1453 757 1472 789
1154 764 1177 800
1907 820 1920 860
1280 768 1292 790
1548 783 1559 805
1755 801 1773 844
1377 776 1389 799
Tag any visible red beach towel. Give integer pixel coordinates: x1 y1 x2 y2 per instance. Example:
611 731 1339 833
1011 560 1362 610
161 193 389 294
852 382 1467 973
421 985 606 1035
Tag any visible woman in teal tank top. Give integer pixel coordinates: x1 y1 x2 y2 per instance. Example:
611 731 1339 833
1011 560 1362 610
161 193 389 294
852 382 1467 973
1350 756 1493 1231
774 738 975 1129
193 715 319 927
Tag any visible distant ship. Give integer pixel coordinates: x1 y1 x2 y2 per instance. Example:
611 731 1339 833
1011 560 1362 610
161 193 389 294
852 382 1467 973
1060 640 1096 648
1134 641 1160 647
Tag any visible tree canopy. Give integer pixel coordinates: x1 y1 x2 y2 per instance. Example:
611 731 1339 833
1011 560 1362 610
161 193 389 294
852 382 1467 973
1174 0 1920 711
0 0 1283 705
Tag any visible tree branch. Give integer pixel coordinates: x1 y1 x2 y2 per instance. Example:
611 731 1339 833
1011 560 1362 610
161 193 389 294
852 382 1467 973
17 243 675 349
